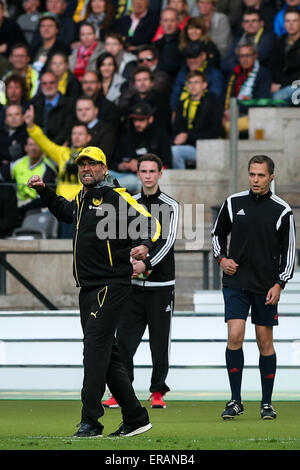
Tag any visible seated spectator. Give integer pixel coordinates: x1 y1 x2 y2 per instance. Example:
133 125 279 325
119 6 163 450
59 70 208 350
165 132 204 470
137 45 172 93
171 70 222 169
0 75 29 124
196 0 232 58
30 71 75 145
82 0 116 41
152 0 190 42
235 1 276 35
170 41 224 112
115 0 160 53
69 22 104 81
0 182 19 238
96 51 126 103
221 8 275 76
24 104 89 201
270 6 300 104
81 70 120 127
179 16 221 68
17 0 41 44
30 13 70 74
0 0 27 58
4 136 57 222
5 43 40 100
75 96 116 160
119 65 172 132
111 101 172 192
274 0 300 36
104 32 137 80
0 104 28 164
223 40 272 137
153 7 183 81
30 0 77 52
47 52 81 98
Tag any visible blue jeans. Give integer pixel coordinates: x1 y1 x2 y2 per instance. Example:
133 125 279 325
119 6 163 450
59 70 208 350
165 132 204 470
109 171 140 194
272 85 296 104
171 145 196 169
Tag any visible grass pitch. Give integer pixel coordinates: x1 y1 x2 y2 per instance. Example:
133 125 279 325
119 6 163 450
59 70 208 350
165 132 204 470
0 400 300 451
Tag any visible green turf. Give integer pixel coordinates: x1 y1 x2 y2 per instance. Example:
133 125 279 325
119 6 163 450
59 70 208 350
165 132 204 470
0 400 300 451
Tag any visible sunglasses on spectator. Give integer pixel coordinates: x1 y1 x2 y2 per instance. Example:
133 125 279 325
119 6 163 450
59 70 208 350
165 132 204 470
138 57 154 63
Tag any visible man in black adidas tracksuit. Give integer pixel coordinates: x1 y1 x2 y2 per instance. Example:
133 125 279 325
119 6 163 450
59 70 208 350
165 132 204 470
27 146 161 438
103 153 179 409
212 155 296 420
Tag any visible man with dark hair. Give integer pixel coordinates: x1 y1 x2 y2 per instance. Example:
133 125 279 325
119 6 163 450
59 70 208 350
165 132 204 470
221 8 275 76
270 6 300 104
81 71 120 129
119 65 172 133
75 96 116 161
110 101 172 192
103 153 179 410
27 145 160 438
212 155 296 420
6 43 40 100
172 70 223 168
137 45 172 94
30 70 75 145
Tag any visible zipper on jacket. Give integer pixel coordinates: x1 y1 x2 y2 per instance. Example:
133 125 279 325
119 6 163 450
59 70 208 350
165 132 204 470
74 198 85 285
107 240 113 267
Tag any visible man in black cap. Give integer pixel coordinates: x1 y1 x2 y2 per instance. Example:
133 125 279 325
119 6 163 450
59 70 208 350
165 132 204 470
170 40 225 112
110 101 173 191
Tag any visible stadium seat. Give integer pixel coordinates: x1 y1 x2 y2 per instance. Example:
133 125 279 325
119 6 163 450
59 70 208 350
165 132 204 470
13 209 58 239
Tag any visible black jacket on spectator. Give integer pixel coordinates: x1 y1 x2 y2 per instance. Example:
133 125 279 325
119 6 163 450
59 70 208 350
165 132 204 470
0 124 28 163
94 93 120 129
154 31 183 81
119 89 172 133
173 91 223 145
269 35 300 87
30 38 70 75
87 120 117 164
115 11 160 48
0 17 27 56
115 123 173 169
31 92 75 145
0 183 19 237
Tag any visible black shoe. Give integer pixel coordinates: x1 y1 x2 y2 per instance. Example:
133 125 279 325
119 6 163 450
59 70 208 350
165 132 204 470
73 422 103 437
260 403 277 420
221 400 244 420
108 421 152 437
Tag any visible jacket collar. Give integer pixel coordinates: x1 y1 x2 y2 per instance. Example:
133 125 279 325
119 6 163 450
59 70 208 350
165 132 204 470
249 189 272 200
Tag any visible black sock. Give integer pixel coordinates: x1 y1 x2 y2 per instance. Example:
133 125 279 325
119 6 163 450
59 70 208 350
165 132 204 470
259 353 276 404
225 347 244 403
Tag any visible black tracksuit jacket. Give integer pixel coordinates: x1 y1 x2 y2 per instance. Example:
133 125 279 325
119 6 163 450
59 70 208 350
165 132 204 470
131 187 179 287
37 181 161 287
211 189 296 294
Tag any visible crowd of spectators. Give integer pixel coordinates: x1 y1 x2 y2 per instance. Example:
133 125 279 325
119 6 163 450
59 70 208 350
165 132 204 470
0 0 299 238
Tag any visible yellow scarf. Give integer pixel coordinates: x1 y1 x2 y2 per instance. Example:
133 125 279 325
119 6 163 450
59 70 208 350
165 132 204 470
58 72 69 95
180 61 208 103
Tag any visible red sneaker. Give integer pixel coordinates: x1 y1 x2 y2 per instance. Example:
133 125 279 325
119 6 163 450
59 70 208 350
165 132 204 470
102 396 119 408
150 392 166 409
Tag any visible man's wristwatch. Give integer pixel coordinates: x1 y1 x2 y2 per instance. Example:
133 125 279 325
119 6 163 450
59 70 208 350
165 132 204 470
277 280 286 289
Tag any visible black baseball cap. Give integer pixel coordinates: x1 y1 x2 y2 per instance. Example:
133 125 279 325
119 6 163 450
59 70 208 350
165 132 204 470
129 102 154 119
183 41 207 58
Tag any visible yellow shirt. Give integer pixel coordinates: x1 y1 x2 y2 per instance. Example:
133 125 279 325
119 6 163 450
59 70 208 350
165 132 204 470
28 125 82 200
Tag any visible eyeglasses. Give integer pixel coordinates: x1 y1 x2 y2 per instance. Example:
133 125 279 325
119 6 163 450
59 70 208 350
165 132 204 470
78 160 101 167
238 53 255 58
138 57 154 63
41 81 57 85
82 80 99 85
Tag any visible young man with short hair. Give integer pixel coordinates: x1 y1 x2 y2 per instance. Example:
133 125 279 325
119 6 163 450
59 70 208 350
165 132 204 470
103 153 179 409
212 155 296 420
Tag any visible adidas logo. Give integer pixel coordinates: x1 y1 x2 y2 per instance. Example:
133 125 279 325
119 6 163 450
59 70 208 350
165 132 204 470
165 304 172 312
237 209 245 215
